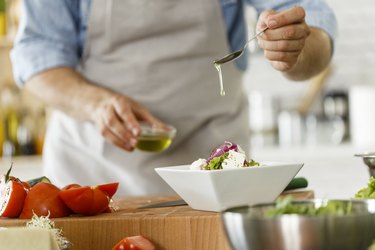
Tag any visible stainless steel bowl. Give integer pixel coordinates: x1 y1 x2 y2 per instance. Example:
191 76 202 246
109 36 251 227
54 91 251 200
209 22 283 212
355 152 375 177
221 199 375 250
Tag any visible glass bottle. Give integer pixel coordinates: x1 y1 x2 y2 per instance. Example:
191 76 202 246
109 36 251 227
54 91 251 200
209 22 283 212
0 0 6 37
17 110 36 155
1 84 21 157
0 107 4 157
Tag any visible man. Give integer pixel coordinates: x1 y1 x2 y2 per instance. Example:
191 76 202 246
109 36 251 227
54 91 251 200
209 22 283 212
11 0 336 196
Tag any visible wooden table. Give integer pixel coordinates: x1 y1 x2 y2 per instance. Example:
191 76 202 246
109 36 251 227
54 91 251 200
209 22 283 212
0 190 313 250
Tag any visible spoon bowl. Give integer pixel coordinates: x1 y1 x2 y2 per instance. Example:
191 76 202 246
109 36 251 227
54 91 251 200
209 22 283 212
213 27 268 65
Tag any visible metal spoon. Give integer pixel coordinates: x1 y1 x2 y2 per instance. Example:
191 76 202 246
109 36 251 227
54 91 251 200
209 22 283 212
213 27 269 65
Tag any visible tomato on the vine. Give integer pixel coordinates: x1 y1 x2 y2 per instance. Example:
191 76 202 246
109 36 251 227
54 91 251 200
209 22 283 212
0 180 27 217
0 165 28 218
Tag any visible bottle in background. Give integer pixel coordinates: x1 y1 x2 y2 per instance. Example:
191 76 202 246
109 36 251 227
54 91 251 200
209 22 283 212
17 110 36 155
0 0 6 37
34 109 46 155
0 107 4 157
1 84 21 157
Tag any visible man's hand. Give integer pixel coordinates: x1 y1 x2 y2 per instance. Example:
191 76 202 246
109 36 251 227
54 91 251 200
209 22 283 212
257 6 332 80
91 93 165 151
25 67 166 152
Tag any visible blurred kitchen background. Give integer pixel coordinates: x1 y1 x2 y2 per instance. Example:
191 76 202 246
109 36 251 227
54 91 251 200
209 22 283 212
244 0 375 151
0 0 45 159
1 0 375 198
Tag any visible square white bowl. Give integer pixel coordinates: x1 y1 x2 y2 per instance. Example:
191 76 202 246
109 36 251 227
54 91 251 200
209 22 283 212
155 162 303 212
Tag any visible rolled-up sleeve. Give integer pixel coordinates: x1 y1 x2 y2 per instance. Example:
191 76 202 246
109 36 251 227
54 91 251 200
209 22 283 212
248 0 337 43
11 0 80 85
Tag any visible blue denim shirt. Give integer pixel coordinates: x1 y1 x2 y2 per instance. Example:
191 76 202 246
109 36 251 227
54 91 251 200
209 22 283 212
11 0 336 84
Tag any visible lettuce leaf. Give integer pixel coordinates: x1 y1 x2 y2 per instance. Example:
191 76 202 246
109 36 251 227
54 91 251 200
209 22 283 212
355 177 375 198
204 153 228 170
266 196 352 217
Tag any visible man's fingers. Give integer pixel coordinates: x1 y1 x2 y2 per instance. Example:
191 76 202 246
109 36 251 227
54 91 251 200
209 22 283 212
94 94 171 151
113 98 141 137
258 38 305 52
260 23 309 41
101 105 138 148
267 6 306 29
269 61 294 72
257 10 276 30
264 50 300 64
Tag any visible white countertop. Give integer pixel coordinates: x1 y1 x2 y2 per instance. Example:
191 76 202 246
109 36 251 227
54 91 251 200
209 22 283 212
0 143 371 199
0 155 43 181
252 143 371 199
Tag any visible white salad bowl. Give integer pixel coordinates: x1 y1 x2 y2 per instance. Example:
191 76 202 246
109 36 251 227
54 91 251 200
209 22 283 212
155 162 304 212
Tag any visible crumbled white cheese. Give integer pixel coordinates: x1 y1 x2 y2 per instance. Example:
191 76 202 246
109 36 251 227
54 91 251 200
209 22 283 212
190 158 207 170
221 150 246 169
236 144 245 155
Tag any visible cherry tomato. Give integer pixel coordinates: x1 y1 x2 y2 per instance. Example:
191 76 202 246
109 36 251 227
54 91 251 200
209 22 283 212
0 176 27 218
59 183 118 216
112 236 156 250
19 182 71 219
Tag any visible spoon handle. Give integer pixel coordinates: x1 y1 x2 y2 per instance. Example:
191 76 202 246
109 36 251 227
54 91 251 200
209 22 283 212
243 27 269 50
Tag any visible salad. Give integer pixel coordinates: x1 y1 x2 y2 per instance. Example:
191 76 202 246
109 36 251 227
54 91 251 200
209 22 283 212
265 196 352 217
190 141 259 170
354 176 375 198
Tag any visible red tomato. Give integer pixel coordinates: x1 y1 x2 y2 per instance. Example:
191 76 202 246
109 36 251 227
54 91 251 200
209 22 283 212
21 181 31 191
0 176 27 217
62 183 81 190
97 182 119 198
19 182 71 219
59 185 112 216
112 236 156 250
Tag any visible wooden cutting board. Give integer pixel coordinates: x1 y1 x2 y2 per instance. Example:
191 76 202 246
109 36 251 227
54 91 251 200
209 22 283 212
0 190 314 250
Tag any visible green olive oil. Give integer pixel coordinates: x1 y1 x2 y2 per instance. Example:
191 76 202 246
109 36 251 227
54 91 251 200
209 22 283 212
214 62 226 96
136 136 172 152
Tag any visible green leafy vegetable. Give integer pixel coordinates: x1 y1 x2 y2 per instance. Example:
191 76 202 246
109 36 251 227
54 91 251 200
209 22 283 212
202 153 260 170
246 159 260 167
265 196 352 217
355 177 375 199
203 153 228 170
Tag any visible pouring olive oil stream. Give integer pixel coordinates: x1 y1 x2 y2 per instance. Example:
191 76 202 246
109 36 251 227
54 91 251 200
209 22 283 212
213 27 268 96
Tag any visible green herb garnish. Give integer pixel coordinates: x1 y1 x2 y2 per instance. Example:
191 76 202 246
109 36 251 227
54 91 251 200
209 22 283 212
245 159 260 167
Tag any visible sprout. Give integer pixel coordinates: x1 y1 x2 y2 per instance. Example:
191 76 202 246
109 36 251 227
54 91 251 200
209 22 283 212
26 212 71 250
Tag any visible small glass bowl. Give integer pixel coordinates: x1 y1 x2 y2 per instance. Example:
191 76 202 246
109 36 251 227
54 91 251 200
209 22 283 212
136 123 177 152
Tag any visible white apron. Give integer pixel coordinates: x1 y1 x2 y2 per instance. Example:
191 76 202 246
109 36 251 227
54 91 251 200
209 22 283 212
43 0 250 196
